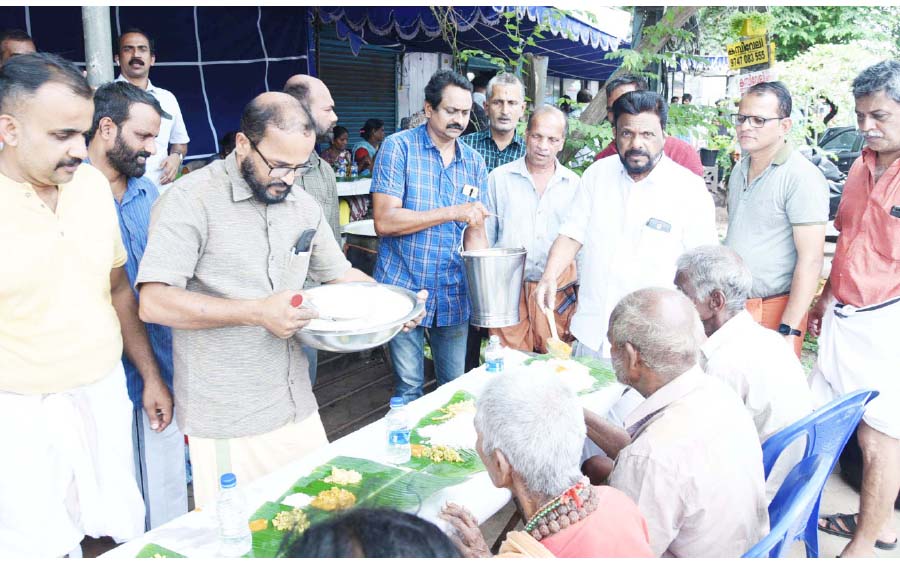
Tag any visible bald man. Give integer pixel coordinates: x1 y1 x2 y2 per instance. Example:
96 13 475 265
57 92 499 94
136 92 425 507
283 75 342 384
583 288 768 557
481 105 580 353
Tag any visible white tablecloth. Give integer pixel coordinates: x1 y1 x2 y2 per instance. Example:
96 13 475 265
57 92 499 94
101 350 626 558
336 178 372 197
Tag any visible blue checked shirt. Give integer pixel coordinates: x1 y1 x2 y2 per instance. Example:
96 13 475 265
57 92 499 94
460 129 526 172
113 174 174 409
372 125 489 327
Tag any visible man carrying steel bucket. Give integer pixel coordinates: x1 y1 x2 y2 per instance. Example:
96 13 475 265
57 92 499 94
481 106 581 353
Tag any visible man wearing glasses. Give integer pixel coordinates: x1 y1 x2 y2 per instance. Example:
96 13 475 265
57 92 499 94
724 82 828 357
135 92 425 508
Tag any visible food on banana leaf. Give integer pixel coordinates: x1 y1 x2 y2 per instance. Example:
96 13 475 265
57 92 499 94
310 487 357 511
322 466 362 486
411 443 464 463
282 492 313 509
249 518 269 532
272 507 310 533
432 399 476 422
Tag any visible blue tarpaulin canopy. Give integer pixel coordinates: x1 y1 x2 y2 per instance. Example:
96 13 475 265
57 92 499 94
315 6 628 82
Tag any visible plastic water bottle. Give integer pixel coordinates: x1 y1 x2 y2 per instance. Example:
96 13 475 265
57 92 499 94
350 163 359 178
385 397 411 464
485 335 505 373
216 473 252 557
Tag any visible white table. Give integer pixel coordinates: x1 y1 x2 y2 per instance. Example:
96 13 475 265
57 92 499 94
102 351 625 558
336 178 372 197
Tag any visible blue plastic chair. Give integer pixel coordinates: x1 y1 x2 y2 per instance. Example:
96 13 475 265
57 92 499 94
744 454 833 557
755 389 879 557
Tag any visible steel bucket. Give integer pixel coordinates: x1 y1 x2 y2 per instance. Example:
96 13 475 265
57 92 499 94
461 246 526 328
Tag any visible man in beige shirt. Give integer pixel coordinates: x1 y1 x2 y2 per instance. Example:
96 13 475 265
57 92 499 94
583 287 769 557
137 92 424 508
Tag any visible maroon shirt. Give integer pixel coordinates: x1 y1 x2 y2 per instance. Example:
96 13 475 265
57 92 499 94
595 136 704 177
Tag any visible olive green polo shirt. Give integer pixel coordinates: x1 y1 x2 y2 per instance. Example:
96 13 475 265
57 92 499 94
724 142 829 298
136 152 351 438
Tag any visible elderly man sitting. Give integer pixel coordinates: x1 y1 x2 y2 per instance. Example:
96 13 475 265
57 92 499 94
675 245 814 501
441 370 653 558
584 287 769 557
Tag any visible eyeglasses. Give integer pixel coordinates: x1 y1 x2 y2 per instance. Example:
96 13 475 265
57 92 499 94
730 113 785 128
250 140 314 179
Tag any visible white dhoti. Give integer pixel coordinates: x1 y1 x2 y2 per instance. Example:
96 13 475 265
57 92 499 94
0 363 145 557
808 297 900 440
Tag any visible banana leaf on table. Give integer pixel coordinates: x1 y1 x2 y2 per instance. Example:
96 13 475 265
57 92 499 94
406 390 485 478
249 456 468 557
135 543 185 558
523 354 616 395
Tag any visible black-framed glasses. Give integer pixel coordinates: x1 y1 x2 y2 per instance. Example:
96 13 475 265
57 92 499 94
731 113 785 128
250 140 314 179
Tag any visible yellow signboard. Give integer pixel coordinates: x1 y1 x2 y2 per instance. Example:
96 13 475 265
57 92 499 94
727 36 770 70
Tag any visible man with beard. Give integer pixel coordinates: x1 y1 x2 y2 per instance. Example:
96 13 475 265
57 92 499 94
115 28 189 190
593 74 703 177
537 91 717 359
372 69 489 404
136 92 426 509
583 288 768 557
0 52 145 557
86 81 187 530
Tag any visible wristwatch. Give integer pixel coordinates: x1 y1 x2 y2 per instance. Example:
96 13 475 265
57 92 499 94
778 323 801 337
171 151 185 162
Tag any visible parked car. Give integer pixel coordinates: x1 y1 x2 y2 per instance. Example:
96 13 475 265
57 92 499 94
818 126 865 175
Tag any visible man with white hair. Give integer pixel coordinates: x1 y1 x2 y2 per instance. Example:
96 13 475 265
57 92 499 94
461 72 527 172
480 105 580 352
584 288 768 557
674 245 813 501
810 59 900 556
441 369 653 558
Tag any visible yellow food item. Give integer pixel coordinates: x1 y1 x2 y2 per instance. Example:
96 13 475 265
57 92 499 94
411 444 464 463
322 466 362 486
310 487 357 511
432 399 476 422
272 507 310 533
249 518 268 532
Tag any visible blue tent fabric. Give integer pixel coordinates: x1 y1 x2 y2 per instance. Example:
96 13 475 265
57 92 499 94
315 6 628 82
0 6 312 160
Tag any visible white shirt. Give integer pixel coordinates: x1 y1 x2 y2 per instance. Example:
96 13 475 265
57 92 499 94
485 157 581 281
558 154 718 355
609 366 769 557
702 310 814 500
116 76 190 191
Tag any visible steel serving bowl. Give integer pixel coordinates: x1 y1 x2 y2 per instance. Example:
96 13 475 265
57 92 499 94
296 282 425 353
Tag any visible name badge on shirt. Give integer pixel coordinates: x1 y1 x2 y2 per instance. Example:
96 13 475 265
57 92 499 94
462 184 479 199
890 205 900 218
646 218 672 233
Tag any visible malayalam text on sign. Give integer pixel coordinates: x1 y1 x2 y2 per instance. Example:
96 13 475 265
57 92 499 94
727 36 769 70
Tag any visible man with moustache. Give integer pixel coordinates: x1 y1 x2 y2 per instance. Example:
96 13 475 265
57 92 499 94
115 28 189 191
584 288 768 557
461 72 526 173
481 105 581 353
0 53 145 557
86 81 188 530
724 82 828 358
810 60 900 557
536 91 717 360
372 69 489 403
136 92 426 508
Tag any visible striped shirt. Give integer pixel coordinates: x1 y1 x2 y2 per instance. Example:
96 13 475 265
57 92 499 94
114 175 175 409
371 125 488 327
461 129 526 172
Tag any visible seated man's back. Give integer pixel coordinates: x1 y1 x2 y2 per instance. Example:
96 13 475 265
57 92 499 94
610 367 769 557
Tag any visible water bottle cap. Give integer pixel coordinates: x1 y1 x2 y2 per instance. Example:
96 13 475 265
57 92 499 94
389 397 406 408
489 335 500 344
220 472 237 488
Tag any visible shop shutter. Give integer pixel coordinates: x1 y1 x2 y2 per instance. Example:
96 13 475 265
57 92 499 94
318 25 398 148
